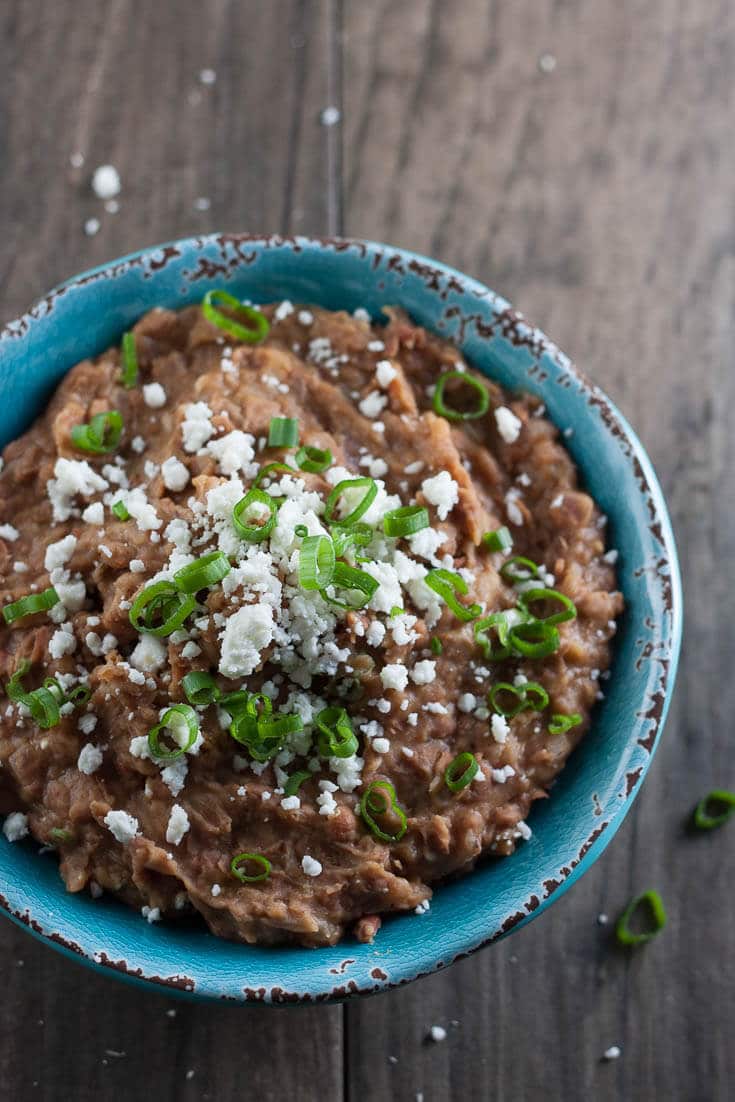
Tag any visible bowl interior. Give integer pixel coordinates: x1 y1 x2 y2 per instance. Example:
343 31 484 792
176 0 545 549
0 236 682 1002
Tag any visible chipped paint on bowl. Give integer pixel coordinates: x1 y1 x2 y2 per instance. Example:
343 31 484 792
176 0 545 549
0 235 682 1002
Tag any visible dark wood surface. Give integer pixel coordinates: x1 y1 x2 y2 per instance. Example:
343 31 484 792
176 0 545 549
0 2 732 1099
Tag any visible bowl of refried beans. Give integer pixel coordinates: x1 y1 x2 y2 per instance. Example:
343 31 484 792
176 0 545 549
0 235 682 1002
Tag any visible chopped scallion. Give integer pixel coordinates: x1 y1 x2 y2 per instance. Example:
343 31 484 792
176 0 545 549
202 289 270 344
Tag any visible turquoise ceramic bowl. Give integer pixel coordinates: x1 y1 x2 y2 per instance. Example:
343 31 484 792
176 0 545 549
0 236 682 1002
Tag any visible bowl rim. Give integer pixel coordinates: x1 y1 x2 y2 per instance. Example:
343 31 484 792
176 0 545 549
0 233 683 1003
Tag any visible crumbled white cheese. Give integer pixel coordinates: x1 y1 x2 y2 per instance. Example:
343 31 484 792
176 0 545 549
44 534 78 572
78 712 97 735
47 459 108 522
429 1026 447 1043
410 659 436 685
372 737 390 754
494 405 522 443
165 804 190 845
280 795 301 811
142 906 161 924
130 635 167 673
301 854 323 877
160 457 189 492
143 382 167 408
358 391 388 418
491 713 510 744
82 501 104 525
458 693 477 713
421 471 459 520
274 300 294 321
0 524 20 541
181 402 215 452
77 743 103 775
219 604 274 678
376 360 397 388
49 625 77 659
2 812 29 842
380 663 409 692
206 430 256 476
104 809 139 844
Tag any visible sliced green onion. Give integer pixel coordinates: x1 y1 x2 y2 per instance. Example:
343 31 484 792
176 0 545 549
518 587 577 626
42 677 66 702
508 619 560 658
253 461 297 488
433 370 489 422
325 478 378 527
111 499 130 521
50 827 74 844
256 713 304 744
120 331 139 388
500 556 542 584
148 704 200 761
548 713 582 735
3 586 59 625
315 707 358 759
615 890 667 946
182 671 221 707
295 445 333 474
219 690 252 718
70 410 123 454
6 661 31 703
284 771 312 797
230 852 271 883
482 526 513 552
389 605 404 618
129 581 196 637
232 488 278 543
294 524 308 538
26 686 62 729
692 790 735 830
330 522 373 557
67 684 92 705
202 289 270 344
445 752 479 793
268 416 299 448
473 611 516 661
425 568 481 622
173 550 231 594
360 780 407 842
321 562 379 610
383 505 430 538
430 636 443 656
299 535 336 591
489 680 549 718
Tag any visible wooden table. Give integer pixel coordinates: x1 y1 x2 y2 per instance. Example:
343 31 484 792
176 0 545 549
1 2 732 1099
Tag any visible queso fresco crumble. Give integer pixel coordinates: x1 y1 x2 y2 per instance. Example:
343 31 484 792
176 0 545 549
0 293 622 947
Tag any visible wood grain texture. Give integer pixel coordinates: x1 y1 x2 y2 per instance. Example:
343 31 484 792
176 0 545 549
1 0 734 1099
344 2 734 1100
0 3 344 1101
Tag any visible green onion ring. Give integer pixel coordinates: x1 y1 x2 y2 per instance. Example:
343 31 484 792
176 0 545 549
508 619 560 658
615 890 667 946
267 416 299 448
489 680 549 718
517 587 577 626
173 551 231 594
499 556 543 584
295 445 333 473
2 586 59 625
383 505 430 538
230 852 271 883
321 562 379 610
315 706 358 759
253 462 298 488
473 611 517 661
111 500 130 521
425 568 481 623
299 535 336 591
548 712 582 735
430 636 443 655
329 522 373 557
692 790 735 830
129 581 196 637
433 370 489 421
202 289 270 344
147 704 200 761
360 780 408 842
182 671 221 707
232 488 278 543
444 752 479 793
481 526 513 552
70 410 123 454
324 478 378 527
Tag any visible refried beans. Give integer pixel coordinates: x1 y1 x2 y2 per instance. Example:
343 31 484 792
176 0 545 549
0 297 623 946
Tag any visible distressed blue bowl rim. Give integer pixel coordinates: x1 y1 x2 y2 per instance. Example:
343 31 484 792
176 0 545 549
0 234 682 1003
